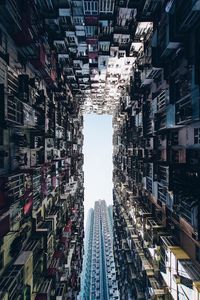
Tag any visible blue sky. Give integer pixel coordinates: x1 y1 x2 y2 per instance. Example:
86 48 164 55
83 114 113 222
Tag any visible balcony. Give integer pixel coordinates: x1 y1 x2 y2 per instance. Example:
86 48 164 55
171 166 200 225
56 283 66 298
98 21 113 41
147 276 166 299
146 219 166 247
38 220 53 249
53 40 67 54
138 252 154 277
175 94 192 125
140 69 154 87
136 207 152 239
59 13 73 29
159 237 200 299
142 0 161 17
154 104 175 132
45 17 60 33
115 7 136 32
48 250 65 278
30 45 55 88
23 239 43 267
146 67 162 80
0 265 24 299
157 183 168 205
66 31 78 47
177 259 200 287
158 12 181 58
112 33 131 49
156 90 169 113
0 173 32 210
35 279 52 300
6 94 23 125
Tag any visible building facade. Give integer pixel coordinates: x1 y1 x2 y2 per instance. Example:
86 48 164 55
79 208 94 299
0 1 85 299
113 1 200 300
1 0 200 299
80 200 119 300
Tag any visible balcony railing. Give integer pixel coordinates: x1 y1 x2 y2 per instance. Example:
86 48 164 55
142 0 161 16
7 68 18 95
0 173 32 209
35 279 52 300
0 265 24 298
156 90 168 112
146 219 166 246
175 94 192 125
4 93 23 125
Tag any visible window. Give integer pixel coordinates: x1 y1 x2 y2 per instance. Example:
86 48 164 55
194 128 200 144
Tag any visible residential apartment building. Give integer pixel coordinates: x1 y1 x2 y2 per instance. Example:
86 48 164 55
79 200 119 300
0 1 84 299
113 1 200 299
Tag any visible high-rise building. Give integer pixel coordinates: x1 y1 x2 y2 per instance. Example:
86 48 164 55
0 1 85 299
79 208 94 299
113 2 200 300
80 200 119 300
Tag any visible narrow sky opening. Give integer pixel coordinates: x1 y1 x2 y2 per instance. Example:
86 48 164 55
83 114 113 223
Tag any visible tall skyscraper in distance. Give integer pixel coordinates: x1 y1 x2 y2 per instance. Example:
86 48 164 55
79 208 94 299
79 200 119 300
